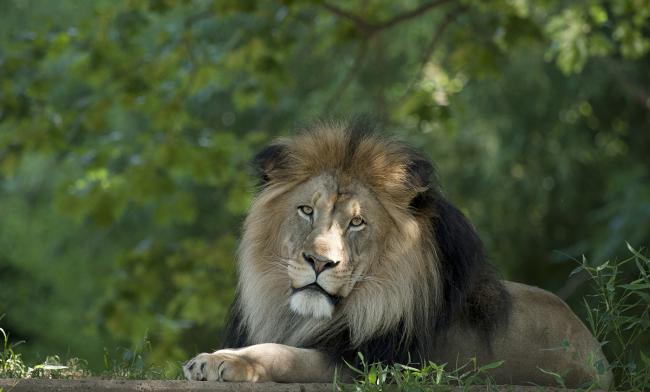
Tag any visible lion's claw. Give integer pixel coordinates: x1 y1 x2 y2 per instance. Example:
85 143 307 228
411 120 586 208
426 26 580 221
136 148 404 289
183 353 216 381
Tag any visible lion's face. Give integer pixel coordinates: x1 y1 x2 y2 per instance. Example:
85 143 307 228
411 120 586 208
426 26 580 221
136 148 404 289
279 173 389 319
239 124 443 345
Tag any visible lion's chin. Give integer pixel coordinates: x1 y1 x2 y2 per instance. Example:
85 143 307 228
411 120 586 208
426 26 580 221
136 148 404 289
289 290 335 319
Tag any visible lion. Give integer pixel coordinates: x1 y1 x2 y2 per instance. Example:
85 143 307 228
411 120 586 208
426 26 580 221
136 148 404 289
183 121 612 388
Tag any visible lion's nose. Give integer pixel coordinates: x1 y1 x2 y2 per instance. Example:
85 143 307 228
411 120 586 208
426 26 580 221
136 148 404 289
302 252 339 275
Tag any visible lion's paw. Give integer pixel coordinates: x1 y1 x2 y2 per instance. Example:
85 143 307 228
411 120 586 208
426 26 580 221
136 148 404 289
183 350 263 382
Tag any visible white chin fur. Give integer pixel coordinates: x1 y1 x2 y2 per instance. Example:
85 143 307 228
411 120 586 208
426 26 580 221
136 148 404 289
289 291 334 319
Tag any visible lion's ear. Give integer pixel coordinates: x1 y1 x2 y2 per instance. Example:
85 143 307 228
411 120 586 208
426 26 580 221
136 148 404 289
252 143 288 186
405 155 434 210
406 156 433 188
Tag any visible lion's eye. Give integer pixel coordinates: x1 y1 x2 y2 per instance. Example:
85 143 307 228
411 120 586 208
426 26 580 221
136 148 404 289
298 205 313 216
350 216 365 228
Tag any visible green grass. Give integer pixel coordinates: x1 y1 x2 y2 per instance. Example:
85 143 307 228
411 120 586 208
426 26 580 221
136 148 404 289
1 246 648 390
99 334 182 380
0 326 180 379
336 353 506 391
577 245 650 391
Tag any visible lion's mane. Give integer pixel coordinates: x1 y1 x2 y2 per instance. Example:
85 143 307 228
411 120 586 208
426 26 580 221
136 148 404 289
222 120 511 365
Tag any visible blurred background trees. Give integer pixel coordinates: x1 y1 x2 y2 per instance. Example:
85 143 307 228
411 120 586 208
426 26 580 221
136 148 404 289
0 0 648 371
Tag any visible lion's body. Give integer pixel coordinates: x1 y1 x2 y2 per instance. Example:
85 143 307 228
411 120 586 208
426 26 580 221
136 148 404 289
434 281 611 386
184 121 611 388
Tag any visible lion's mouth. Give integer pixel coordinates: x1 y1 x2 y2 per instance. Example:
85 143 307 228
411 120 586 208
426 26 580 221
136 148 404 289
292 283 341 305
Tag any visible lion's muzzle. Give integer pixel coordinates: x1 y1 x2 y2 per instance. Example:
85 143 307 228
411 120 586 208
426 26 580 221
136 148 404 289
302 252 340 275
292 282 341 305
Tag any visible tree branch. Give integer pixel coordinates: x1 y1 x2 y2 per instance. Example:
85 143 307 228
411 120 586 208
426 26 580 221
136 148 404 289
419 7 462 68
377 0 454 30
323 0 454 35
324 39 369 112
322 2 375 34
399 7 465 99
184 9 213 29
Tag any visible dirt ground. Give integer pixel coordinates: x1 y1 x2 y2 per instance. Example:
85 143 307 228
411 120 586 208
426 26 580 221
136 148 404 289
0 379 580 391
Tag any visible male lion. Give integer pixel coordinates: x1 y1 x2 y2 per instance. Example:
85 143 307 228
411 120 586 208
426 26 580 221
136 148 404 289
184 121 611 387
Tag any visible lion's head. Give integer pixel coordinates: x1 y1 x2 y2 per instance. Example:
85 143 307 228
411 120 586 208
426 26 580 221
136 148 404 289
229 120 507 362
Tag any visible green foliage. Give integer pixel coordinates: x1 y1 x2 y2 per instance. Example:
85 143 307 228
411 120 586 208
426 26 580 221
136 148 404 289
1 322 90 379
100 333 182 379
0 323 180 380
579 245 650 391
0 0 648 380
1 324 28 378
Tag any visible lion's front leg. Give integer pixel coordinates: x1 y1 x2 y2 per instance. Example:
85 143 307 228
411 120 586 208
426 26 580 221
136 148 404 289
183 343 337 383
